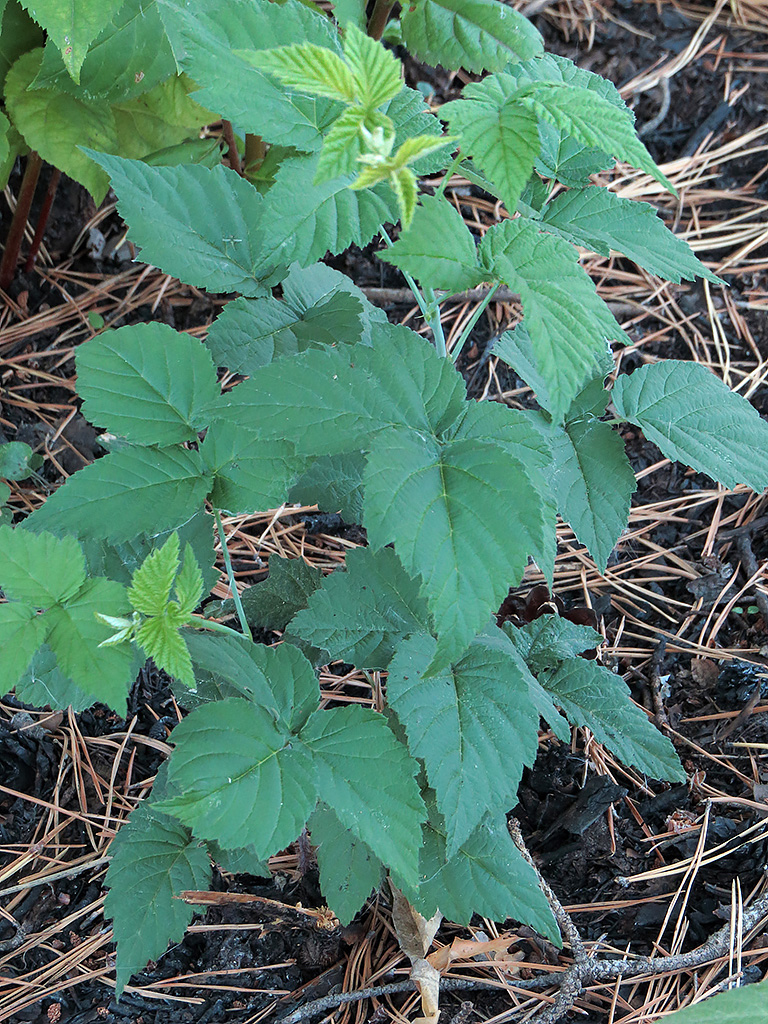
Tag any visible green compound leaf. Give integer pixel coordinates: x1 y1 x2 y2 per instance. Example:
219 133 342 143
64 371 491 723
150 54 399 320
159 697 317 854
44 578 136 711
612 361 768 493
128 533 181 617
19 0 125 81
400 0 542 73
289 450 366 525
0 525 85 606
517 81 674 193
104 801 212 997
289 547 430 670
441 75 540 212
310 803 384 925
174 545 204 618
77 324 219 446
216 557 323 635
300 705 424 886
205 262 378 375
0 440 34 480
88 155 275 296
246 42 358 103
207 841 269 878
185 633 320 732
548 417 636 573
316 105 388 183
379 195 487 293
344 25 402 110
540 187 721 283
481 218 625 422
158 0 342 150
6 49 118 201
387 632 541 856
14 645 95 712
399 801 558 940
504 615 603 674
364 425 548 673
200 417 303 516
543 657 685 781
658 982 768 1024
135 613 195 688
25 446 211 544
0 604 48 693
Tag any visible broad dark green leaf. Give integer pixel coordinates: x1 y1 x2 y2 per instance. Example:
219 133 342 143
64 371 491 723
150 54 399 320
25 446 211 544
104 801 212 996
289 547 429 670
289 451 366 525
158 0 342 150
400 0 542 73
387 633 541 855
0 526 85 606
0 604 48 692
548 417 636 572
612 361 768 492
159 698 317 853
541 187 721 283
481 218 625 422
18 0 125 81
88 155 276 295
0 1 43 90
213 557 323 637
310 804 384 925
659 982 768 1024
441 74 540 212
77 323 219 445
504 615 603 673
110 76 213 163
0 440 34 479
543 657 685 780
14 645 95 712
379 195 486 293
207 841 269 877
300 705 424 885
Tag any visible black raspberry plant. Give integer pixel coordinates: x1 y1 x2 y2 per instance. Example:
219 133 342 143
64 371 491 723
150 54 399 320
1 0 767 999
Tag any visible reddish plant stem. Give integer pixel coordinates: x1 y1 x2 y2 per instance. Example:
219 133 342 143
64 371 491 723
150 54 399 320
222 120 243 175
0 151 42 292
367 0 395 39
24 167 60 274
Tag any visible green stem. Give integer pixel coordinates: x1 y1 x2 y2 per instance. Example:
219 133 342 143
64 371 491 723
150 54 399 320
450 284 500 363
213 508 253 641
186 615 248 639
434 150 463 202
380 226 446 356
367 0 395 39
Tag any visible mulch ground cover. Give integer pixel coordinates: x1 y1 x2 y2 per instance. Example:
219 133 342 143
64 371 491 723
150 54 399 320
2 1 768 1021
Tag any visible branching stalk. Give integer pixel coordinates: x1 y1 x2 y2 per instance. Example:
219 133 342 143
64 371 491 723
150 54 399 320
0 152 43 291
213 508 252 640
367 0 395 40
24 168 60 274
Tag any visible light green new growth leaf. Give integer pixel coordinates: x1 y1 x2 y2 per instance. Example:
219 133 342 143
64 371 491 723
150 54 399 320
136 613 195 688
14 645 95 712
344 24 402 109
158 0 341 151
400 0 543 73
390 166 418 227
481 218 625 422
658 981 768 1024
26 446 211 544
364 424 548 672
44 578 136 711
517 82 675 193
128 533 180 617
400 802 558 940
77 324 219 446
441 74 540 212
541 187 721 283
316 106 387 182
105 801 211 996
242 42 357 103
387 633 541 856
300 705 424 885
548 417 636 572
310 804 384 925
505 615 603 674
379 194 486 293
6 49 117 201
175 545 204 617
159 697 317 854
0 604 48 692
612 361 768 493
19 0 124 81
0 525 85 606
0 440 34 480
391 134 452 168
289 546 429 670
543 657 685 781
88 154 275 296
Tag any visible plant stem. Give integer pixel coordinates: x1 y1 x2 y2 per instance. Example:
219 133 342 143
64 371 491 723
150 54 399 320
0 152 42 292
450 284 499 363
186 615 249 639
380 226 447 355
367 0 395 39
221 121 243 175
24 167 60 274
213 508 253 640
434 150 463 201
